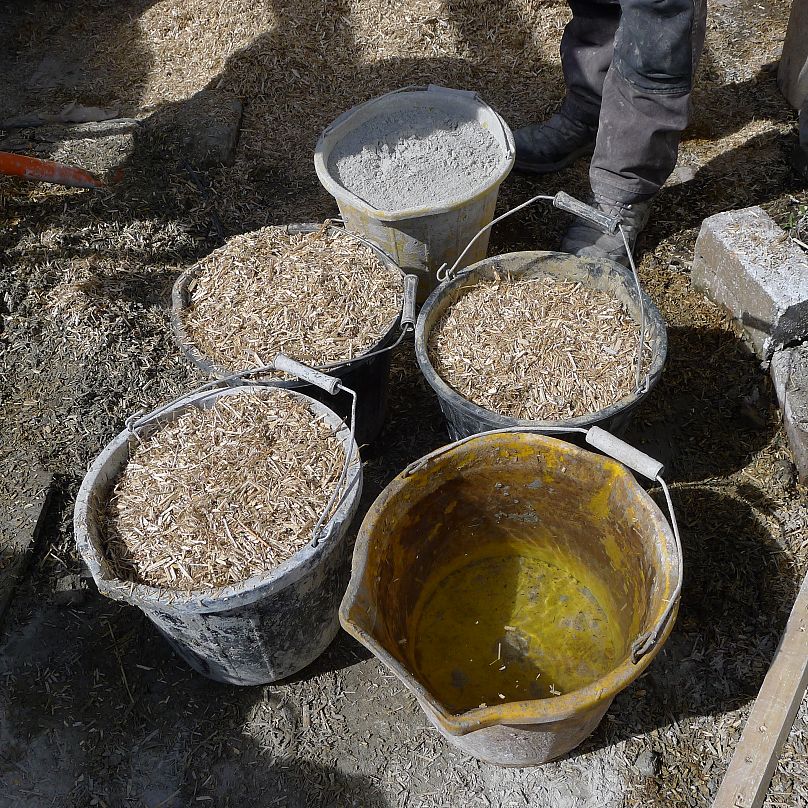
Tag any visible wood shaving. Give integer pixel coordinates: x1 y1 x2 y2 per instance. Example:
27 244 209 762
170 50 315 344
428 273 645 420
181 225 402 371
102 389 346 590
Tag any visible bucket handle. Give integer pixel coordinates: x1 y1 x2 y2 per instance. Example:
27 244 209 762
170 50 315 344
434 191 649 393
124 354 360 548
403 425 682 664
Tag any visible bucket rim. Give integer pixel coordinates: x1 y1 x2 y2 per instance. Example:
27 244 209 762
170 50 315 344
413 250 668 432
339 429 679 736
170 222 404 382
314 84 516 222
74 385 363 614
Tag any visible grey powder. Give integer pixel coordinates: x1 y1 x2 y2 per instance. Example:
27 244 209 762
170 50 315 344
328 106 502 211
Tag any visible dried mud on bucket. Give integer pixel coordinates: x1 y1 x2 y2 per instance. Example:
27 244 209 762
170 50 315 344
181 225 402 372
428 274 648 420
101 390 345 590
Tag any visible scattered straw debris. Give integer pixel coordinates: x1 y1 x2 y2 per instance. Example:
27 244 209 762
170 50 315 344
181 225 402 371
102 389 346 590
428 273 644 420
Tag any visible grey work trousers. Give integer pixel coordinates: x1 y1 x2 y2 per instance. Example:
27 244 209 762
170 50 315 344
559 0 707 201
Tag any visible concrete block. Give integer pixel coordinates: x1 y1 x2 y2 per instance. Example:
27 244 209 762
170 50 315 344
144 90 243 167
692 206 808 358
771 344 808 483
0 468 52 626
778 0 808 109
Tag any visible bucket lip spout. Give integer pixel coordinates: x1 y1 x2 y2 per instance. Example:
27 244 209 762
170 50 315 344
313 84 516 222
413 250 668 433
339 429 679 737
170 222 404 382
74 385 363 614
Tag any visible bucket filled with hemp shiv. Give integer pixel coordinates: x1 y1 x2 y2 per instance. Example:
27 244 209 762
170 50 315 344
74 375 362 686
172 222 415 445
415 251 667 441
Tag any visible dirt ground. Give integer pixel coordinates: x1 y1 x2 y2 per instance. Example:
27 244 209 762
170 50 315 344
1 0 808 806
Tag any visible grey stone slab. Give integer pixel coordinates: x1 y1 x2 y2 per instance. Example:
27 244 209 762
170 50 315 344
692 206 808 358
771 344 808 483
0 468 53 625
144 91 243 167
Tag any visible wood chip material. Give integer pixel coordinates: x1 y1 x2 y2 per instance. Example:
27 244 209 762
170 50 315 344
427 274 645 420
102 390 346 590
181 225 402 371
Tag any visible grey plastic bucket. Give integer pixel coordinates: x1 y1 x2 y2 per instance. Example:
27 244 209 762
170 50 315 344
171 223 407 445
314 85 515 300
414 250 667 441
74 385 363 686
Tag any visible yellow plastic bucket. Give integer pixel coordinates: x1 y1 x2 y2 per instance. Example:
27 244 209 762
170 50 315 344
340 429 680 766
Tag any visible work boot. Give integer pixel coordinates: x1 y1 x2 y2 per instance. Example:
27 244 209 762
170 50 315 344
513 112 598 174
561 193 653 268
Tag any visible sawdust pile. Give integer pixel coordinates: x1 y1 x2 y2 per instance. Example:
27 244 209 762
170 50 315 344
103 389 346 590
180 225 402 371
428 273 644 420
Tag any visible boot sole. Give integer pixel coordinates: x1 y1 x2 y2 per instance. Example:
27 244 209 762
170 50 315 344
513 142 596 175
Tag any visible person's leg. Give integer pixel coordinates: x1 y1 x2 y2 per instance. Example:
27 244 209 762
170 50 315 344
589 0 707 200
559 0 621 125
562 0 707 264
514 0 620 173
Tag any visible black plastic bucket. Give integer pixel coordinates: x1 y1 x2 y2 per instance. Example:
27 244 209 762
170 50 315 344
171 223 406 445
415 250 667 441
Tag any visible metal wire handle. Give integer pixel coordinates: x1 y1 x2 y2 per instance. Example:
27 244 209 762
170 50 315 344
125 355 361 548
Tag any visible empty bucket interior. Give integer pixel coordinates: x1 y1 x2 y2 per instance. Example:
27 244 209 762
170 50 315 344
347 433 674 716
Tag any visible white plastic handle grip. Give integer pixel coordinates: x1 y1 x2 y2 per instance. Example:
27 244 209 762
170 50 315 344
585 426 664 480
401 275 418 330
553 192 619 234
274 354 342 396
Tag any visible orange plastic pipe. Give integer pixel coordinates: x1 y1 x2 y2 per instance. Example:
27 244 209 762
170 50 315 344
0 151 104 189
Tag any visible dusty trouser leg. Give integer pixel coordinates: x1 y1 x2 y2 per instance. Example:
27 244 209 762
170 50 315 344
588 0 707 201
559 0 622 126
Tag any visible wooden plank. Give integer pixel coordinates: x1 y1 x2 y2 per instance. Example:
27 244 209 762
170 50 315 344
0 467 53 627
778 0 808 108
712 572 808 808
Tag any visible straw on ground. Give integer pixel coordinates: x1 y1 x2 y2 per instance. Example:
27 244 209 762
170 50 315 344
182 224 402 371
428 273 645 420
102 389 345 590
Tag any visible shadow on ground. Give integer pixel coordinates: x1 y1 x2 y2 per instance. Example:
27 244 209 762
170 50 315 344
576 482 797 758
625 326 778 482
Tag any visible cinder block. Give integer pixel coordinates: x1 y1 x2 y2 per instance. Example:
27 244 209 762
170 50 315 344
692 206 808 359
778 0 808 109
771 344 808 483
